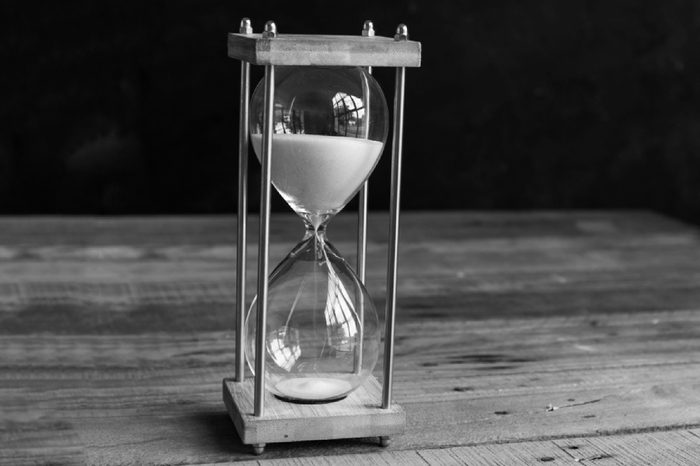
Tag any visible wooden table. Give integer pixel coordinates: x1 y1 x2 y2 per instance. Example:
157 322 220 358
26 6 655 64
3 211 700 465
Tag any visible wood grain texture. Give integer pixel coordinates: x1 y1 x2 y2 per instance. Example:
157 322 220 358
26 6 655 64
220 430 700 465
223 376 404 445
2 211 700 464
227 33 422 67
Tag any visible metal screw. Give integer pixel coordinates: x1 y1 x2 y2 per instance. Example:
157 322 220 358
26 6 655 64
362 20 375 37
394 23 408 41
239 18 252 34
263 20 277 38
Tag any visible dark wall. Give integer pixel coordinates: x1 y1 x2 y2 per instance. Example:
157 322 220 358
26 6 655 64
3 1 700 220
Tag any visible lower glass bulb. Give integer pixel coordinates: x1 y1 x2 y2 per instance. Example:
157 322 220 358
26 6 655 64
245 229 380 403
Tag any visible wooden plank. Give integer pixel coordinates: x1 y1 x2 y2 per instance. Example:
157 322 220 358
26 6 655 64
0 211 688 245
554 438 624 464
209 450 428 465
223 376 405 445
227 34 422 67
3 211 700 335
2 212 700 464
3 309 700 462
0 414 85 466
581 431 700 465
418 441 573 465
204 431 700 465
392 310 700 447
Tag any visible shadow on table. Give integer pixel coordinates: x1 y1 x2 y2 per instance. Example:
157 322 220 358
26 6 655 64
188 410 390 459
187 411 249 456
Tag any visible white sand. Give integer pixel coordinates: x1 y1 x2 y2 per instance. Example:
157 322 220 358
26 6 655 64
274 377 353 401
251 134 383 215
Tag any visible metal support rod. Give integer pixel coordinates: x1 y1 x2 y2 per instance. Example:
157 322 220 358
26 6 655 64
357 19 374 286
254 23 276 416
355 20 374 375
382 25 408 409
357 184 369 284
235 18 252 383
358 66 372 282
355 177 368 375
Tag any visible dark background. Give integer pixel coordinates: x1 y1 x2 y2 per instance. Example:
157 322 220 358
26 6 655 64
3 1 700 221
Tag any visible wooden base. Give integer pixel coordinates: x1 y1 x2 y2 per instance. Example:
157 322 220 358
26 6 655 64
223 375 405 452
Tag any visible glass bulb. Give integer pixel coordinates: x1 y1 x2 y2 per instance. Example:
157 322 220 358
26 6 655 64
245 66 388 402
246 228 380 402
249 66 388 228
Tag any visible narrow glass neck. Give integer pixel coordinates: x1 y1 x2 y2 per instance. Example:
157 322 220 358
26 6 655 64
300 212 334 232
303 223 327 241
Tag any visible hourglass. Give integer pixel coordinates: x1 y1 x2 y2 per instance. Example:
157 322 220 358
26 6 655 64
223 19 421 454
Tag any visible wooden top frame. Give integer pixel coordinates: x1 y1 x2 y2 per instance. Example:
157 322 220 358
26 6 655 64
228 33 422 67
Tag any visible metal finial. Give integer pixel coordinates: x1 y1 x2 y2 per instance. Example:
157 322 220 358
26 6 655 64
263 20 277 38
362 20 375 37
394 23 408 41
239 18 253 34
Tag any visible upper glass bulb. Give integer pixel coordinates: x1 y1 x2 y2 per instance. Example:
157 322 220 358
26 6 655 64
249 66 389 228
